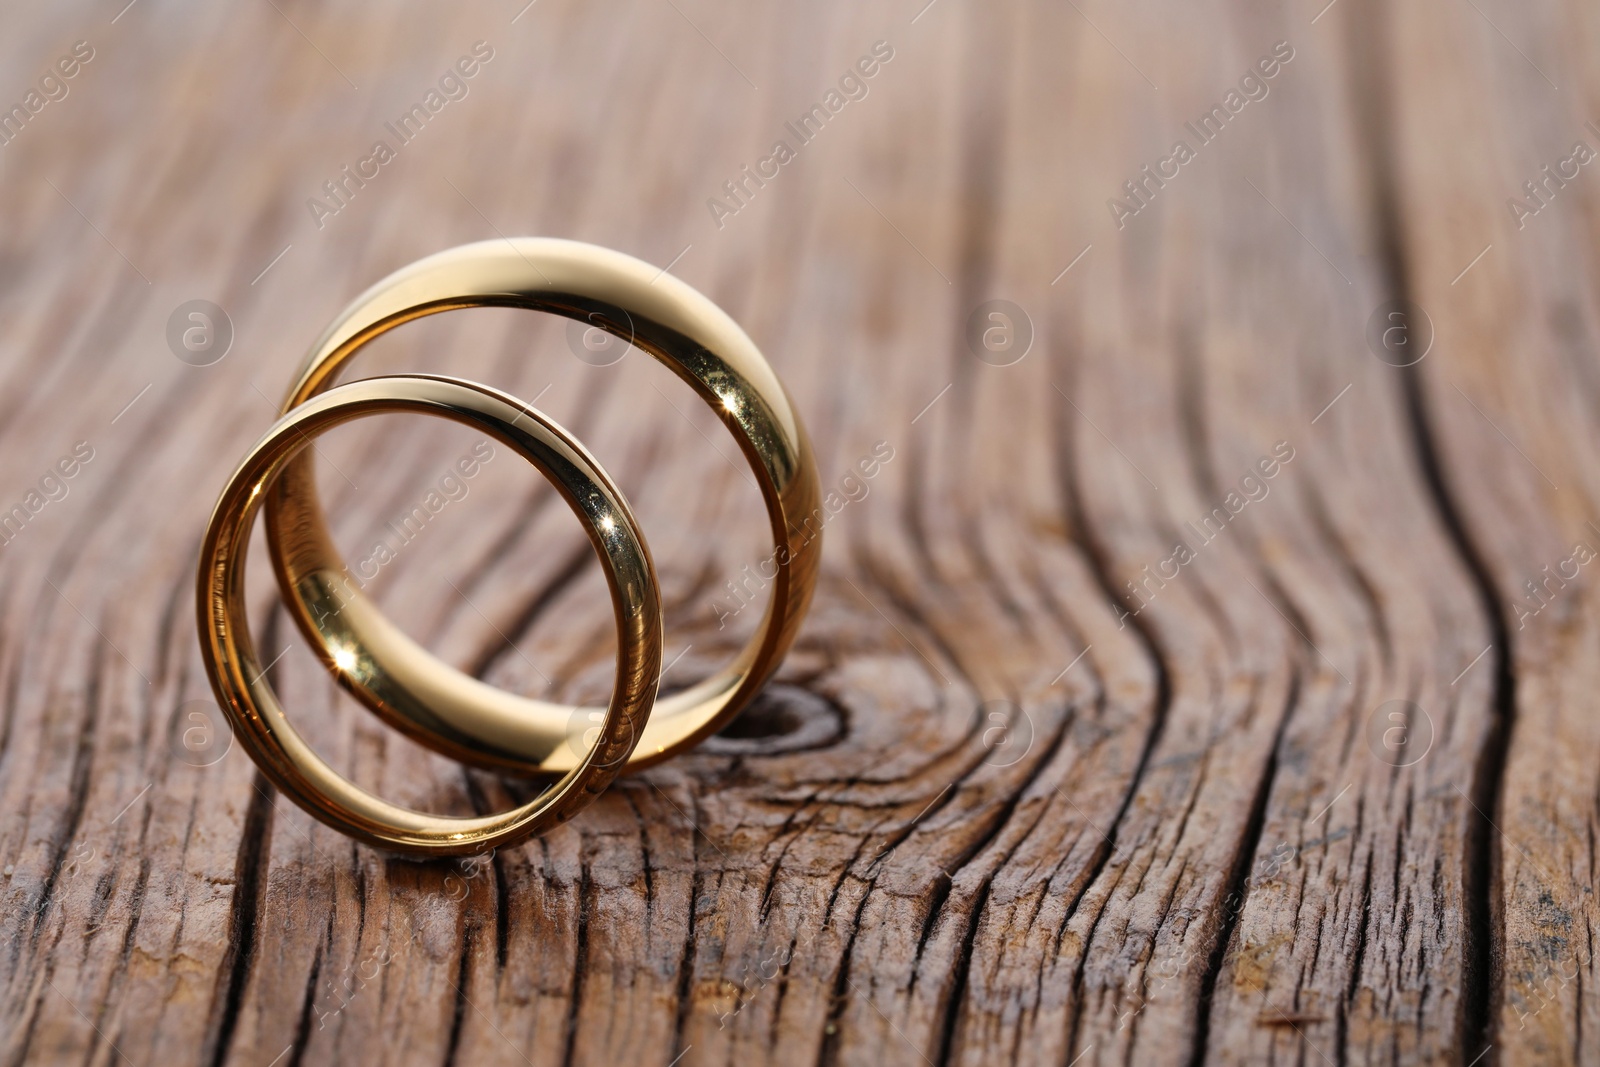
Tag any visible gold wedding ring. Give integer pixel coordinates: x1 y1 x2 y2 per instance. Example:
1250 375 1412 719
198 375 660 854
264 238 821 772
197 239 820 854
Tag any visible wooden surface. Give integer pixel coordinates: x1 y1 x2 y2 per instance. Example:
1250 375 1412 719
1 0 1598 1063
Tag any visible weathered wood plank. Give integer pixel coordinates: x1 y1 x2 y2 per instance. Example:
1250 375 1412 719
0 0 1593 1064
1379 0 1600 1060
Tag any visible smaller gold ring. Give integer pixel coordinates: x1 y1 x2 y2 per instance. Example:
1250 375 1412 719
196 374 661 855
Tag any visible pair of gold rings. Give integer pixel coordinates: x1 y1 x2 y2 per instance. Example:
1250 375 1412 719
196 239 820 855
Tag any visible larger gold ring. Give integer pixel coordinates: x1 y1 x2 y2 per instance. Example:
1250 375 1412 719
197 375 661 855
264 238 822 772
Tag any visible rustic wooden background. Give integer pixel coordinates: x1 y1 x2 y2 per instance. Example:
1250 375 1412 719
1 0 1597 1062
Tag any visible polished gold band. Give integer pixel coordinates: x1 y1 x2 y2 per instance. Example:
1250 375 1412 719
197 375 661 855
263 238 822 773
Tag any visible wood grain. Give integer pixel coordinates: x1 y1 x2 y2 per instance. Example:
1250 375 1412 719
0 0 1594 1063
